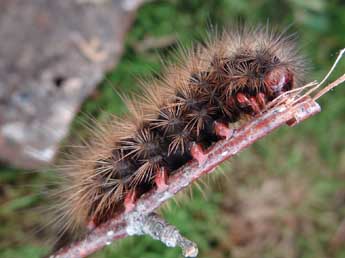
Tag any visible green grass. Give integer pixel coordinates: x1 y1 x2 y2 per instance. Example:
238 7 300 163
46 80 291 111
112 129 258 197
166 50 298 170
1 0 345 257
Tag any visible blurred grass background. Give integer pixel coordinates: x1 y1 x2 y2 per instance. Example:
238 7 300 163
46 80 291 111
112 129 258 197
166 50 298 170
1 0 345 257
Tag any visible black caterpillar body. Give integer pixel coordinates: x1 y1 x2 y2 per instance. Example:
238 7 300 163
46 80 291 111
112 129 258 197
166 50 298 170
55 26 306 235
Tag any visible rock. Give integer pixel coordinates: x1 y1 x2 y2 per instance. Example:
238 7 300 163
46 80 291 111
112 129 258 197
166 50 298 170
0 0 143 169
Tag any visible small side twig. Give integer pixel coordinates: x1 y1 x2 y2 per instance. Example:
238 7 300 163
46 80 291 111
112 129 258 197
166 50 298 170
50 49 345 258
127 213 198 257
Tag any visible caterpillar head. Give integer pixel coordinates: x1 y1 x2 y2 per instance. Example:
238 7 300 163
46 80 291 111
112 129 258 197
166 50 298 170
225 52 299 100
264 65 294 98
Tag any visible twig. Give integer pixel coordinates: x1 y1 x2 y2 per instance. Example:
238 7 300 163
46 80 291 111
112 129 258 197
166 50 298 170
49 50 345 258
127 213 198 257
313 73 345 100
50 97 321 258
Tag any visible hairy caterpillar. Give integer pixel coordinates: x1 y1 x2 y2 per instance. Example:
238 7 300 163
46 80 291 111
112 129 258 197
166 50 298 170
53 25 306 239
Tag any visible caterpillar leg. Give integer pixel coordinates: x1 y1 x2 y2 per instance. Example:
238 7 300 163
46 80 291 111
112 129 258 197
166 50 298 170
190 143 207 165
256 92 267 110
236 92 267 114
249 96 261 113
124 190 137 213
154 167 168 191
235 92 251 108
214 121 234 139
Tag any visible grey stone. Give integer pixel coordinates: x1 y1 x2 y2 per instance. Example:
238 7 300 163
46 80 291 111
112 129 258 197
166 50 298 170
0 0 143 169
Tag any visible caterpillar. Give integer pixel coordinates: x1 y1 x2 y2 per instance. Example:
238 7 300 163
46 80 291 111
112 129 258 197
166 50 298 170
53 25 306 238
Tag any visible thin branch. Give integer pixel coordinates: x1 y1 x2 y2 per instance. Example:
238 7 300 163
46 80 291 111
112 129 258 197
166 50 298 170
127 213 198 257
313 73 345 100
50 96 322 258
49 50 345 258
